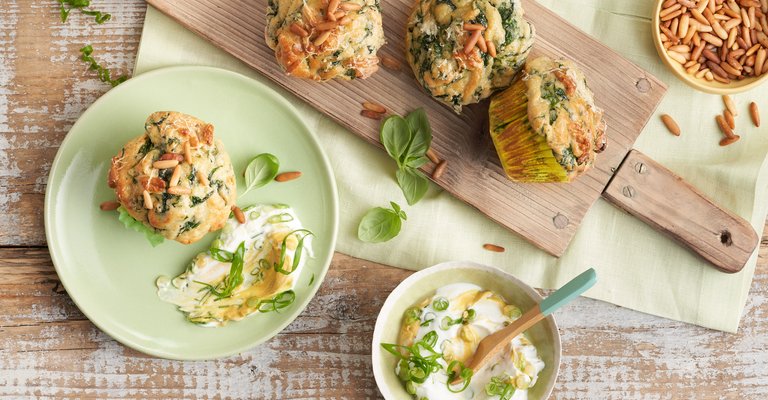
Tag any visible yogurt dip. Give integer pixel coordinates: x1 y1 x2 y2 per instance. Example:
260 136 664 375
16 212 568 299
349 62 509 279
385 283 545 399
156 203 312 327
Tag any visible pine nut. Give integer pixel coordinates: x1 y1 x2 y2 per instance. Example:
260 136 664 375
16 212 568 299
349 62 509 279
750 102 761 127
184 142 193 164
432 160 448 179
196 170 209 186
720 135 741 146
361 109 385 120
464 30 482 54
723 95 738 116
153 159 179 169
167 186 191 195
232 206 246 224
724 109 736 129
327 0 341 16
426 148 440 164
487 41 497 57
339 2 361 11
463 23 484 31
362 101 386 113
99 201 120 211
159 153 184 162
716 114 736 137
275 171 302 182
315 21 338 31
314 30 332 46
290 23 309 37
169 165 182 187
661 114 682 136
143 190 153 209
483 243 505 252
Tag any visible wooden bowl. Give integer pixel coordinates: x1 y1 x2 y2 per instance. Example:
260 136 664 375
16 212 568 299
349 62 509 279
371 261 561 399
652 0 768 94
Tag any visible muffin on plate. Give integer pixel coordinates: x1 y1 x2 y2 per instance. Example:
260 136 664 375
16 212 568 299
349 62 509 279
108 112 237 244
405 0 535 112
265 0 385 81
489 57 607 183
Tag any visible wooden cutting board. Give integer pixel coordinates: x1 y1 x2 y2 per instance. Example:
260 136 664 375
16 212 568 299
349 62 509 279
147 0 667 257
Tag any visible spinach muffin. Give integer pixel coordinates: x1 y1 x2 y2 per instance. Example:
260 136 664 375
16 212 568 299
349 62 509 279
266 0 385 81
489 57 607 183
108 112 237 244
405 0 534 112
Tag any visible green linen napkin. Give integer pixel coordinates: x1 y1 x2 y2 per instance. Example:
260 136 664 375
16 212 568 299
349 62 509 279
134 1 768 332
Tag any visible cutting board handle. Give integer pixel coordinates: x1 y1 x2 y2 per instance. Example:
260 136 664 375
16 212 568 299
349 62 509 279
602 150 758 273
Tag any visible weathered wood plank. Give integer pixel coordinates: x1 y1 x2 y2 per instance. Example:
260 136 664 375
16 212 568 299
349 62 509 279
1 246 767 399
0 0 145 247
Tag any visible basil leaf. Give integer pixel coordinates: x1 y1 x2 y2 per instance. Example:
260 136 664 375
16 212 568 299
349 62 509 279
116 206 164 247
242 153 279 196
404 108 431 164
396 168 429 206
405 156 430 169
380 116 411 168
358 203 407 243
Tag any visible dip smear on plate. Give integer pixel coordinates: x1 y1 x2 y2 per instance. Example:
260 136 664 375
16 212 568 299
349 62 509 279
156 204 313 327
384 283 544 399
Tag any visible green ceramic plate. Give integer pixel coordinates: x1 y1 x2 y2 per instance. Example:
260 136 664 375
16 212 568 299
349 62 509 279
44 66 338 360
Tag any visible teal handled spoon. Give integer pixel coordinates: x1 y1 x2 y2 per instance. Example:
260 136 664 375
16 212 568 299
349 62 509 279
450 268 597 384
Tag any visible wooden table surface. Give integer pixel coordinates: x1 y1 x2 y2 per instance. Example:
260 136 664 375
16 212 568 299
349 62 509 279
1 1 767 399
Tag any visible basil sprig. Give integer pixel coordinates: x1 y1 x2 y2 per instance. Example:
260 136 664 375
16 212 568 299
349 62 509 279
357 202 407 243
380 109 433 205
196 241 246 299
58 0 112 24
79 45 128 87
241 153 280 197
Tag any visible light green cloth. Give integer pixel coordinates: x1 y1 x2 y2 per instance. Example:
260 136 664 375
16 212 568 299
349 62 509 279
135 1 768 332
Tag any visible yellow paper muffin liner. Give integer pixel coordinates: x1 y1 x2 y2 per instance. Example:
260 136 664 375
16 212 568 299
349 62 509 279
489 78 570 183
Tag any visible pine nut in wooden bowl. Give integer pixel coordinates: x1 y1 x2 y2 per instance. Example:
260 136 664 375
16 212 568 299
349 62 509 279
652 0 768 94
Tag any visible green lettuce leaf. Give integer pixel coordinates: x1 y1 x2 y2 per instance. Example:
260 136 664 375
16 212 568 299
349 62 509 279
117 206 165 247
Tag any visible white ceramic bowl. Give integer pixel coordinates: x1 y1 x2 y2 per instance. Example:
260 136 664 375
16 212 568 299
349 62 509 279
371 261 561 399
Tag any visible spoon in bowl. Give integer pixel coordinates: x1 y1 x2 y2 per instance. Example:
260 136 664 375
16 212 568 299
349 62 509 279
450 268 597 384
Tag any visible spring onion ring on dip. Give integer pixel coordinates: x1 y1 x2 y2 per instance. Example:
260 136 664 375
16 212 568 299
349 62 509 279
156 204 313 327
382 283 544 399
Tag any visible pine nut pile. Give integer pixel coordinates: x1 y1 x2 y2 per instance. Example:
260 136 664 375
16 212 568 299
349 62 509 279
659 0 768 84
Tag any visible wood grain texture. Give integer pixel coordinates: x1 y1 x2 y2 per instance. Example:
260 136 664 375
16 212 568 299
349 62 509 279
2 247 768 399
603 150 759 273
145 0 667 257
0 0 143 247
2 1 767 398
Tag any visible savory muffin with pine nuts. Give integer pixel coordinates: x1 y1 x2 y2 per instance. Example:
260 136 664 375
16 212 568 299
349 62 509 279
265 0 385 81
108 112 237 244
489 57 607 183
405 0 535 112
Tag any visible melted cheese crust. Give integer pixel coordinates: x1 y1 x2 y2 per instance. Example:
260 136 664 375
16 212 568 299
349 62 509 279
109 112 236 244
524 57 607 177
266 0 385 81
406 0 534 112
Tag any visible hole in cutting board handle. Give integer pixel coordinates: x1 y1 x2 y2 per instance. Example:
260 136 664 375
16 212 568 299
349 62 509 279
720 230 733 247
